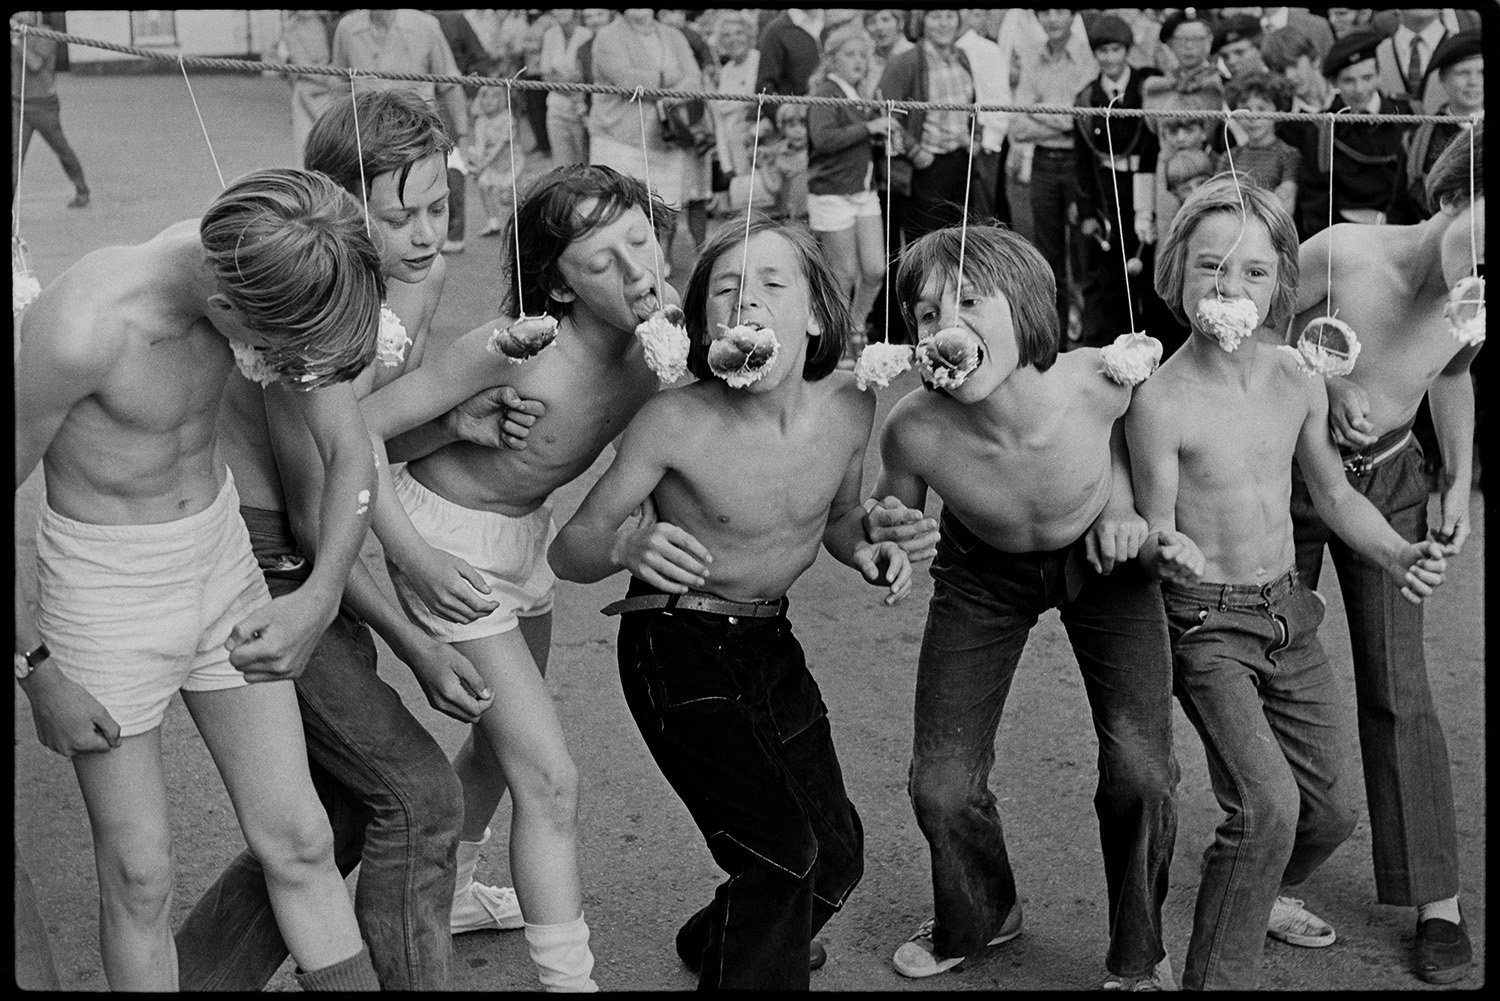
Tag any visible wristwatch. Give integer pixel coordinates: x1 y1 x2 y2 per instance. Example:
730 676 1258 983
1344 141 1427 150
14 641 49 680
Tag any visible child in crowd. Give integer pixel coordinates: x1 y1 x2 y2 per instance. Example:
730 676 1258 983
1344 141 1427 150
1216 72 1301 215
866 225 1178 989
1151 90 1220 243
14 168 385 990
732 103 811 225
549 218 912 990
469 85 522 237
1126 173 1449 990
807 23 900 362
357 164 684 993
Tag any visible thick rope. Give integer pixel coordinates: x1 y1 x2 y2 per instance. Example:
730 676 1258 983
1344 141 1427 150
7 23 1475 128
180 53 225 189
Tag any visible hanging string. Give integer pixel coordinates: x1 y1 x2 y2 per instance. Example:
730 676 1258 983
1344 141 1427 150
1467 117 1478 275
883 98 897 344
1102 93 1136 327
348 70 371 239
505 70 529 315
631 86 664 300
1213 109 1249 298
180 53 225 189
1324 109 1343 316
13 31 27 239
951 110 978 320
735 91 769 325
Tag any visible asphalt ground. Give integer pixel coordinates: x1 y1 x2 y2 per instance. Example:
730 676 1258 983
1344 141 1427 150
11 72 1487 991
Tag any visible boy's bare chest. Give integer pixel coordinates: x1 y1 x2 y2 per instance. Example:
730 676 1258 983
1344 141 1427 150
678 429 851 530
96 321 229 434
1177 387 1300 485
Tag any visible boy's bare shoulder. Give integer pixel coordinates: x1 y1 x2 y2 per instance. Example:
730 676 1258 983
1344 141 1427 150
882 385 947 453
1060 347 1134 408
822 369 877 418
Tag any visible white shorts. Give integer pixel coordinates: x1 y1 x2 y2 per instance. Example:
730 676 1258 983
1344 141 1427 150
807 189 881 233
35 471 268 738
389 467 556 643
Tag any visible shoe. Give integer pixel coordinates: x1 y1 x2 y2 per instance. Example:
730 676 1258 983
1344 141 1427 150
67 189 90 208
675 918 828 973
809 939 827 972
1414 913 1471 984
892 904 1023 978
451 880 525 933
1103 953 1177 991
441 239 465 254
1267 895 1336 948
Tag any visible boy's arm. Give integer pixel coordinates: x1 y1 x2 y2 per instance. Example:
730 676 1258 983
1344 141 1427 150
361 321 521 441
14 302 124 756
1294 374 1447 602
823 419 912 606
1425 345 1480 555
1294 229 1333 316
1084 414 1149 575
225 381 377 682
863 404 940 562
1123 384 1204 583
550 399 710 590
264 388 493 722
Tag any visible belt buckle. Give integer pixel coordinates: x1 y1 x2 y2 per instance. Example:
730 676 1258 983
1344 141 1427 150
1343 452 1373 476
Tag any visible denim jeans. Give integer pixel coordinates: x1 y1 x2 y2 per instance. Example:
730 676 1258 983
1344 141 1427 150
11 95 88 197
1165 569 1359 990
911 512 1177 977
174 507 462 990
1028 145 1079 337
615 579 864 991
1290 430 1460 906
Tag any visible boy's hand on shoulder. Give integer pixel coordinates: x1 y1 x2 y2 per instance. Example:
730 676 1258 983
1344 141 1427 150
863 496 939 563
1086 505 1148 575
403 544 502 623
444 384 546 450
225 587 339 683
610 509 713 594
21 667 122 757
1140 529 1204 585
407 638 494 724
1324 376 1376 449
855 540 913 605
1392 540 1447 605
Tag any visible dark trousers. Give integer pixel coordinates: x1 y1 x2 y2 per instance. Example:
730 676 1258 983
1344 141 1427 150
11 95 87 196
905 148 980 241
616 580 864 990
175 508 463 990
1028 145 1079 339
1290 432 1460 906
910 512 1177 977
1078 167 1151 348
447 165 466 242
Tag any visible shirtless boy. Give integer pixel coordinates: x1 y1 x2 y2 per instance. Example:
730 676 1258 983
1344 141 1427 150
1125 173 1448 990
174 89 512 991
1287 122 1483 984
358 163 680 991
549 218 910 990
868 224 1178 989
13 168 385 990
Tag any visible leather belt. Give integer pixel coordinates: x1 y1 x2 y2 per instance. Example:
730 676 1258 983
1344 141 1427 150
602 592 786 619
1342 430 1412 476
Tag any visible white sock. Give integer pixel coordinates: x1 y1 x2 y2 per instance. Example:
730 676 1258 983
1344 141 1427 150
454 827 491 895
1418 896 1461 924
524 912 598 992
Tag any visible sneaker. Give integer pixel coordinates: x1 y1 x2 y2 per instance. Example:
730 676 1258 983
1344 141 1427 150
451 880 525 934
1103 953 1177 991
892 904 1023 978
1267 895 1336 948
441 239 465 254
67 189 90 209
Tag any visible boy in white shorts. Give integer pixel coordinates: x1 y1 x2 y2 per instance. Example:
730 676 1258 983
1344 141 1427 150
13 168 385 990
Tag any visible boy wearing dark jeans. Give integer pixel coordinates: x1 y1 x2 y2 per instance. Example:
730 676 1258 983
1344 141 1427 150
868 224 1176 988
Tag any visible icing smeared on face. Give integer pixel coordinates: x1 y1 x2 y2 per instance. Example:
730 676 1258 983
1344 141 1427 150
1194 296 1260 351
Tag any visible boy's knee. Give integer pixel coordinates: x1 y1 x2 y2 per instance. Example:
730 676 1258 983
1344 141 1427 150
246 811 338 875
1239 783 1301 857
909 761 982 827
99 848 175 921
402 757 465 838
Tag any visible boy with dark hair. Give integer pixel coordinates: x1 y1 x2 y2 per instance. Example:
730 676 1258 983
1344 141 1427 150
869 224 1178 989
1288 123 1483 985
14 167 385 991
173 89 523 990
1128 173 1448 990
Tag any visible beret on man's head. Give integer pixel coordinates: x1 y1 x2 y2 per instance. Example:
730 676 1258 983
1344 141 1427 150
1213 13 1262 51
1322 29 1383 79
1425 29 1482 84
1087 13 1134 51
1159 8 1214 43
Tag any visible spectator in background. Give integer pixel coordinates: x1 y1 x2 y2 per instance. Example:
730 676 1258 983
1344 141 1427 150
1148 10 1223 98
576 8 616 97
430 10 491 255
660 9 716 250
538 8 592 167
272 9 334 161
1214 72 1300 216
1405 30 1481 213
711 10 760 188
1258 6 1335 64
586 9 700 271
1373 8 1456 115
10 10 90 208
864 8 914 96
762 102 811 225
518 11 556 159
1008 8 1097 343
468 84 521 238
1262 26 1336 238
757 8 824 100
1324 8 1374 40
1072 13 1160 349
1214 14 1270 80
955 9 1010 225
806 24 899 354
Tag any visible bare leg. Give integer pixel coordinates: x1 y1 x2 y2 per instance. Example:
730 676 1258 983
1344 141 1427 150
453 625 582 925
72 729 180 991
183 682 365 973
851 212 888 331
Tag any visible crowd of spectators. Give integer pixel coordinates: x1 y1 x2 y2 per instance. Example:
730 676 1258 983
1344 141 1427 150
266 8 1484 348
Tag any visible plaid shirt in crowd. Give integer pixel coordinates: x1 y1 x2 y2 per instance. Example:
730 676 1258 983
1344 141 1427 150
920 41 975 156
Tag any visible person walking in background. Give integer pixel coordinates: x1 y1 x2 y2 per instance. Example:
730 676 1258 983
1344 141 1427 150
10 11 89 208
431 9 492 255
273 9 334 161
538 8 592 167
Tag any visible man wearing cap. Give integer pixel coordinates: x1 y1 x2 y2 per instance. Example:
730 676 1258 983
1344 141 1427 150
1072 13 1161 348
1404 29 1482 211
1292 29 1419 233
1214 13 1270 80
